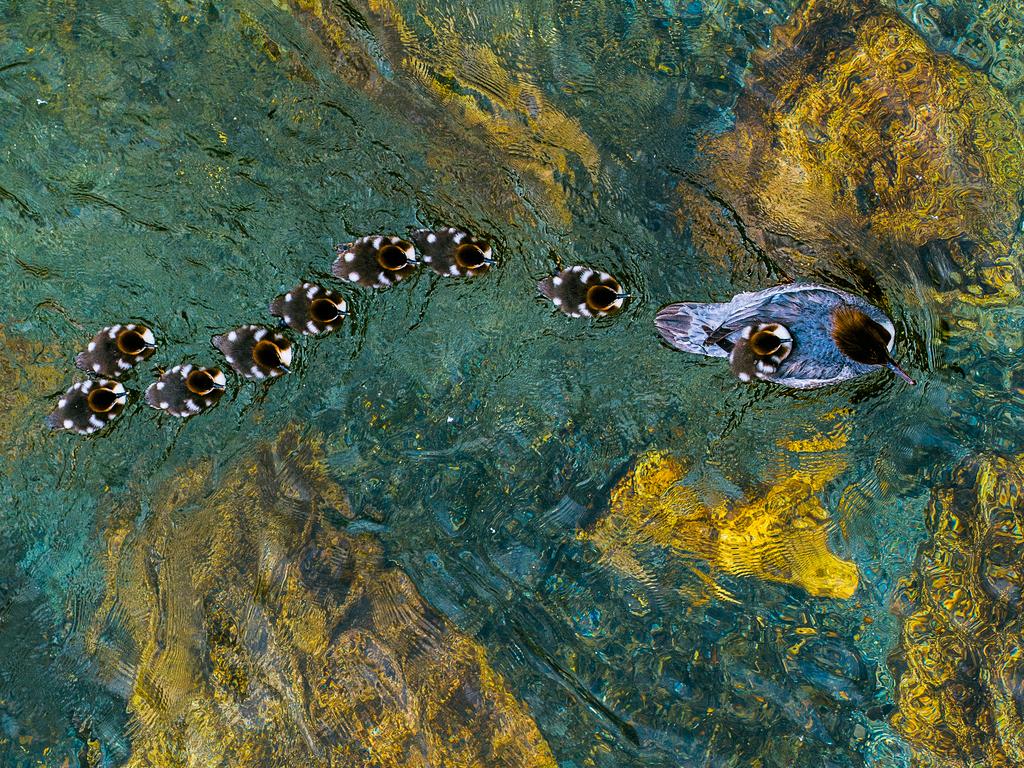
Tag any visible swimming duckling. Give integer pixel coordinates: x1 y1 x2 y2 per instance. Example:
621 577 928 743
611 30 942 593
212 325 293 380
75 324 156 378
410 228 495 277
655 283 915 389
270 282 348 336
332 235 418 288
538 266 629 318
145 365 226 417
46 379 127 435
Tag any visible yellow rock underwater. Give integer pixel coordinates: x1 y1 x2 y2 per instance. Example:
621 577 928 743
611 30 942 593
86 427 556 768
693 0 1024 305
287 0 599 226
0 323 63 458
889 454 1024 767
583 419 859 600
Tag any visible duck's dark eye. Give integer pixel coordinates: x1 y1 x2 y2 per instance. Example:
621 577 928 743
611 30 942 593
253 340 283 368
454 243 486 269
186 370 215 395
87 388 118 413
310 297 340 323
586 284 619 312
377 243 411 271
117 330 147 355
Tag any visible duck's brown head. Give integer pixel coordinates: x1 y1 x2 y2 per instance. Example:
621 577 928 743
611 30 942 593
832 306 915 384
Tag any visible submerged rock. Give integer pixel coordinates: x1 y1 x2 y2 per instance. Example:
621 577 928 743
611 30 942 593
695 0 1023 305
86 426 556 767
889 453 1024 767
289 0 600 226
583 413 859 599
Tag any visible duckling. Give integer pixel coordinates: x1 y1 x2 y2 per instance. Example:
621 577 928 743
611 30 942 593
212 325 293 380
145 365 226 417
538 266 629 318
270 282 348 336
332 235 418 288
75 324 156 378
655 283 915 389
410 228 495 277
727 323 793 383
46 379 127 435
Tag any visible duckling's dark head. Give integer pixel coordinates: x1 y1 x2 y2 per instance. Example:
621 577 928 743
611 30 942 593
748 323 792 360
310 296 345 324
253 339 291 372
186 368 227 396
87 384 126 413
116 326 156 355
376 241 415 271
585 281 627 314
453 242 494 271
832 306 915 384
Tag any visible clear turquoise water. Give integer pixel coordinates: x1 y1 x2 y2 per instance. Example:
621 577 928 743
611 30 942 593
1 1 1022 766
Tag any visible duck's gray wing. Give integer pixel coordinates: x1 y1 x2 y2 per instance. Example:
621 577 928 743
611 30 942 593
703 285 847 348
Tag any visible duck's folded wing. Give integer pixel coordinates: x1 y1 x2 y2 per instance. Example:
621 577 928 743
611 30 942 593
656 285 839 357
704 286 840 347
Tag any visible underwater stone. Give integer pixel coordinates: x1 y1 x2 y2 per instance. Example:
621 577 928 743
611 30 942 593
86 426 557 767
288 0 599 226
695 0 1024 306
583 413 859 599
889 453 1024 767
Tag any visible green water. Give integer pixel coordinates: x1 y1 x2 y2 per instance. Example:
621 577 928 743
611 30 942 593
2 0 1022 766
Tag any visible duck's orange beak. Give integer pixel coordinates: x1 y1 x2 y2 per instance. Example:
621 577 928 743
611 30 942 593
888 359 916 385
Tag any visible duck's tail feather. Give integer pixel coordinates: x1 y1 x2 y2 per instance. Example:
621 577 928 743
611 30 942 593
654 302 731 358
537 275 559 300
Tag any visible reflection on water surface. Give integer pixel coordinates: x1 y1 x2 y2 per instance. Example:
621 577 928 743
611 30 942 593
1 0 1022 765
